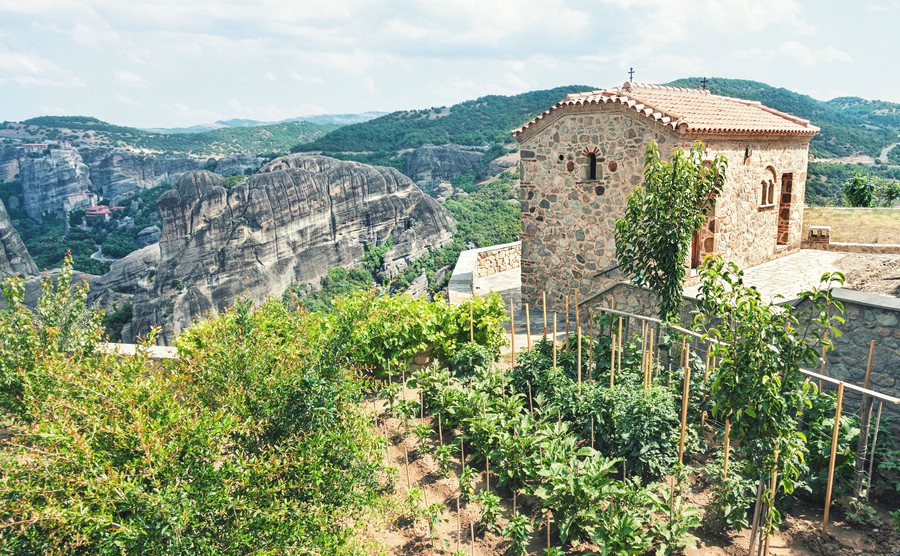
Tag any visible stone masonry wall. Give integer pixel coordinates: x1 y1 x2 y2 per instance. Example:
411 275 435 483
518 103 812 312
472 242 521 281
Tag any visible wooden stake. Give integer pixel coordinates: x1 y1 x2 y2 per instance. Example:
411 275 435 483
546 511 552 550
648 327 655 384
723 419 732 480
438 413 443 445
591 417 595 450
470 520 475 556
678 343 691 464
701 344 711 429
485 455 490 492
509 299 516 367
469 300 474 343
855 341 876 498
822 381 845 534
542 291 548 341
553 314 558 370
456 496 461 553
420 389 425 420
460 437 465 473
867 401 884 495
528 382 534 417
574 289 580 338
588 310 594 380
763 451 780 556
863 340 875 389
577 325 582 384
564 295 570 346
610 333 617 388
818 329 829 391
404 445 411 490
525 303 532 350
617 316 623 374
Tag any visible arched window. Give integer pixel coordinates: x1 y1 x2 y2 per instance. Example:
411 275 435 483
760 166 777 208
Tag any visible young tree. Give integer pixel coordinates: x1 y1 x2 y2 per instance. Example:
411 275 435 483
843 172 875 207
615 141 727 322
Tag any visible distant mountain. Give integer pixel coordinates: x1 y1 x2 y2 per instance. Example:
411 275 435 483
1 116 337 156
145 112 387 135
295 86 595 156
666 78 900 158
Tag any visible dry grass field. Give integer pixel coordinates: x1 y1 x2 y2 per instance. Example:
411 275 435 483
803 207 900 244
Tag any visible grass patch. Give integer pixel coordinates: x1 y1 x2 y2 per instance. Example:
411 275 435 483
803 207 900 244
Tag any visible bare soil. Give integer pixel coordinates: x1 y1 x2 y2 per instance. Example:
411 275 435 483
357 387 900 555
835 253 900 298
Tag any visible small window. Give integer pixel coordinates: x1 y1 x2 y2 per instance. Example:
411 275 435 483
588 153 597 181
760 166 777 209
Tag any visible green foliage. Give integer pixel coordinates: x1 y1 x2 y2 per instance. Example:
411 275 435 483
693 257 845 535
432 293 509 362
475 490 503 534
101 228 138 258
799 389 859 499
296 86 594 154
450 342 495 378
844 172 876 207
704 455 756 530
616 141 727 321
806 162 900 206
444 172 520 247
502 511 532 556
101 301 133 342
20 116 336 156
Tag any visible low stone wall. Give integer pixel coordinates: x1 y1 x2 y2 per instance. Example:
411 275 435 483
448 241 521 304
472 242 521 281
579 281 660 318
796 288 900 405
799 242 900 255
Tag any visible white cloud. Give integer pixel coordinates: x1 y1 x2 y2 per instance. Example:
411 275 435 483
0 47 84 87
115 70 148 88
777 41 818 67
816 46 852 63
115 93 141 106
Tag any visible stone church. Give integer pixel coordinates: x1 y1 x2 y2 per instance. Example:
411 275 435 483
513 82 820 307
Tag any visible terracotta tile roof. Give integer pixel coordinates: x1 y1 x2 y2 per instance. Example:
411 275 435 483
513 82 819 139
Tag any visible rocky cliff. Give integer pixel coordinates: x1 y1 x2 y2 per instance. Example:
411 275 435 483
0 143 21 182
21 147 91 220
0 199 37 277
404 144 484 199
81 148 200 201
123 155 455 343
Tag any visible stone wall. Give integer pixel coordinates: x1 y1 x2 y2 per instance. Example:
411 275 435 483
518 102 812 311
795 288 900 413
473 242 521 281
579 281 660 319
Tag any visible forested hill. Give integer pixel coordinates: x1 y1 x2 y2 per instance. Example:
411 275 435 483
0 116 337 156
667 78 900 159
294 85 595 154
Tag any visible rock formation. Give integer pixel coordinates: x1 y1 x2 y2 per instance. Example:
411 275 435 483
123 155 455 343
80 148 199 202
0 143 22 182
21 147 91 220
213 154 263 176
0 199 37 277
404 144 484 198
136 225 161 248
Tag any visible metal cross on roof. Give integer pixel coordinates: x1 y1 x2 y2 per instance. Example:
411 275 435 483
700 77 709 90
628 67 635 82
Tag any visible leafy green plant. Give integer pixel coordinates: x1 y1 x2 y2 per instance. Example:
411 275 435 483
543 548 566 556
434 444 454 476
615 140 727 321
704 457 756 530
503 511 533 556
649 472 702 555
475 491 503 534
451 342 495 378
459 466 478 503
403 488 426 521
423 502 447 543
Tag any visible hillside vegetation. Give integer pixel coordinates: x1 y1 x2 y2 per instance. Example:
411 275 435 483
667 78 900 158
3 116 336 156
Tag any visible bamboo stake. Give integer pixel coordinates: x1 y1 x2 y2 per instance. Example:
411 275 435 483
748 479 765 555
648 327 655 384
574 290 580 339
763 451 780 556
678 343 691 464
469 300 474 343
546 511 552 550
823 381 845 534
641 322 648 393
867 401 884 495
553 314 558 370
470 521 475 556
510 299 516 367
438 413 443 445
723 419 732 481
577 325 582 384
591 417 595 450
701 345 712 429
617 317 623 373
610 333 617 388
855 341 876 498
542 291 548 341
485 456 490 492
404 445 411 490
456 496 461 553
588 310 594 380
420 389 425 420
564 295 570 346
526 303 532 350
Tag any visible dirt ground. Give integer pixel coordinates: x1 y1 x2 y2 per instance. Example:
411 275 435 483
835 253 900 298
357 387 900 556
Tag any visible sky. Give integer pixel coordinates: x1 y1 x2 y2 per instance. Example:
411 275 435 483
0 0 898 129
